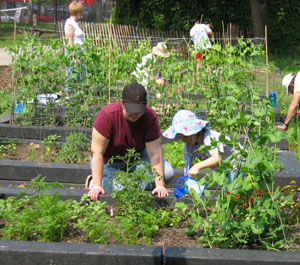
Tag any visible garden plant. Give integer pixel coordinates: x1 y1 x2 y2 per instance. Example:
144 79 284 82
1 31 300 251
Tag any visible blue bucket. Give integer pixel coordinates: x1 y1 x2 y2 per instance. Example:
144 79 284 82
14 101 24 113
269 91 277 107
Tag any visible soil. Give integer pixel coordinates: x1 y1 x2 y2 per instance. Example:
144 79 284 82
61 223 300 251
60 207 300 250
0 65 12 91
0 142 90 164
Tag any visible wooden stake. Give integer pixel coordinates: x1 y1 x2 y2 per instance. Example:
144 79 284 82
222 20 226 48
108 16 112 103
10 19 17 124
265 25 269 98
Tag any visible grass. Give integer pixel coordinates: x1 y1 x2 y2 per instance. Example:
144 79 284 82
0 90 11 116
0 22 58 48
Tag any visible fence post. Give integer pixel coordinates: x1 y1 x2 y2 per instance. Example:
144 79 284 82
265 25 269 98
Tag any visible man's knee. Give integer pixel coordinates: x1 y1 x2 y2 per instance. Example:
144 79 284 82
164 160 174 184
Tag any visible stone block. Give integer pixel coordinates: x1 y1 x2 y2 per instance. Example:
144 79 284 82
164 246 300 265
0 241 162 265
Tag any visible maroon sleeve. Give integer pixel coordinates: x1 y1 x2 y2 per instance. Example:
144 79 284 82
144 107 161 143
93 109 112 139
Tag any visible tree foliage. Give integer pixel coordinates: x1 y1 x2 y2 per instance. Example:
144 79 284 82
115 0 300 53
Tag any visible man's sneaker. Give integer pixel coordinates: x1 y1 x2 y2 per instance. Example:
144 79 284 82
85 175 93 189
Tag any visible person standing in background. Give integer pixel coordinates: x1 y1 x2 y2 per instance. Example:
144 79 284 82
64 1 85 96
190 18 213 74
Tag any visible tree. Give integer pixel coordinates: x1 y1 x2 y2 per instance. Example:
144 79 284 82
94 0 103 22
250 0 268 38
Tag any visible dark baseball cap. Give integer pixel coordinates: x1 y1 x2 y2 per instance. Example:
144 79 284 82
122 83 147 114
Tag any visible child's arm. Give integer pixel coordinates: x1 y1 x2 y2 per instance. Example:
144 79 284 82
188 149 220 177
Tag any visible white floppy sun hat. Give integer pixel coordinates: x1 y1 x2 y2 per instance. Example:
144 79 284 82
282 73 294 96
163 110 209 139
152 42 169 58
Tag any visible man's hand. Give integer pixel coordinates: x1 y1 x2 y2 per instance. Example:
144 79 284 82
88 186 106 201
276 124 288 131
152 185 169 197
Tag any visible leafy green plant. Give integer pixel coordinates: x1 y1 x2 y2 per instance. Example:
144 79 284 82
162 141 185 168
286 118 300 162
41 134 61 160
56 132 90 164
0 176 72 241
0 143 17 157
72 194 111 243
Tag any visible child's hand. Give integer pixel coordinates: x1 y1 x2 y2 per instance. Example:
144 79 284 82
188 164 200 177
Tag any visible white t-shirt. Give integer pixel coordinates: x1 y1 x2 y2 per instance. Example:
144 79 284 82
132 53 156 88
294 71 300 93
183 129 241 167
64 18 85 46
190 23 212 50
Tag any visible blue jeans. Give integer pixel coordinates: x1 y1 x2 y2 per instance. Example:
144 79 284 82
91 148 174 191
64 49 85 94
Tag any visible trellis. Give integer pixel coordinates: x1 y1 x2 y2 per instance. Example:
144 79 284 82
58 21 189 53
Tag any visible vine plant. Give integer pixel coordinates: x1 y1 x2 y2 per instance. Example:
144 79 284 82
181 39 294 250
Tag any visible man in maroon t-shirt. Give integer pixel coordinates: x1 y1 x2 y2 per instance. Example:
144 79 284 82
87 83 174 200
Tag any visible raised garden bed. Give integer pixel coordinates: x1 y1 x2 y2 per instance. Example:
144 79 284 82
0 184 300 264
1 240 300 265
0 122 289 149
0 150 298 189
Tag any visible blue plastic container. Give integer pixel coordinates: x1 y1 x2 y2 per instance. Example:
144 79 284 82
14 101 24 113
269 91 277 107
173 175 205 198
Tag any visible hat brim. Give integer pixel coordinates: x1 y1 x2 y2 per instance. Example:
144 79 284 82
282 74 294 96
124 103 146 114
163 120 209 139
152 47 169 58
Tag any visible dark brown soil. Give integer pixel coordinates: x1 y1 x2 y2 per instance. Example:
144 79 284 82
0 142 90 164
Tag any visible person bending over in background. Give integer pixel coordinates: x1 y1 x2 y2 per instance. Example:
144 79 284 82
277 72 300 131
132 42 169 89
190 18 212 74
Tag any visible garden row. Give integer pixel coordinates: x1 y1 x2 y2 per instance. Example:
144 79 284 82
1 38 300 258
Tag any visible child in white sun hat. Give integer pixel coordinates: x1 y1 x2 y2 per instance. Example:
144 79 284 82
163 109 243 191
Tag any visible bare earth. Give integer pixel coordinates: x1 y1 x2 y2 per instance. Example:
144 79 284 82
0 66 12 91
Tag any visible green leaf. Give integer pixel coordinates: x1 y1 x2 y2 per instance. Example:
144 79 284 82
266 209 276 216
268 130 284 143
254 107 266 117
286 127 295 144
251 220 264 235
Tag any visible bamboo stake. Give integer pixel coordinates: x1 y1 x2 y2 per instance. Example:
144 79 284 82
265 25 269 98
230 22 232 46
10 19 17 124
199 14 203 24
108 16 112 103
222 20 226 48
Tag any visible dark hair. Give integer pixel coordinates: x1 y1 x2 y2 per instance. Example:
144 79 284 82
190 18 198 26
